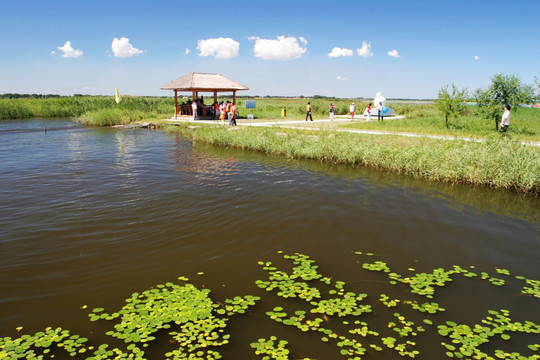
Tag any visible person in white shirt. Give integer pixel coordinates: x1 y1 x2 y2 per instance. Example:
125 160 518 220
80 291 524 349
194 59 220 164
191 100 198 120
500 105 511 132
377 102 384 121
349 103 355 120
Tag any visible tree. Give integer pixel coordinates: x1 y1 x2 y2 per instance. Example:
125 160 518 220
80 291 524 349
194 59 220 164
474 73 536 130
434 83 467 128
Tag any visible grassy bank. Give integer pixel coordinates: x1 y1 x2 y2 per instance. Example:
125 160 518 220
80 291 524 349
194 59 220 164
170 123 539 194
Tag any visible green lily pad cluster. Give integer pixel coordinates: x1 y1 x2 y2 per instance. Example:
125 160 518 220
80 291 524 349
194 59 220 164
379 293 400 308
254 252 540 360
409 301 445 314
437 309 540 359
362 260 536 299
1 278 259 360
256 253 427 358
516 277 540 298
2 251 539 360
90 280 259 360
250 336 290 360
0 327 89 359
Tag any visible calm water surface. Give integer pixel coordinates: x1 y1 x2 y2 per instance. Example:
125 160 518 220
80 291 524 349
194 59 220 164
0 119 538 359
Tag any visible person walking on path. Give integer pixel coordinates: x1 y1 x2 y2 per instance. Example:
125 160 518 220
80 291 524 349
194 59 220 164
191 100 198 120
366 103 372 122
329 103 335 121
306 102 313 121
500 105 511 133
377 102 384 121
350 103 355 120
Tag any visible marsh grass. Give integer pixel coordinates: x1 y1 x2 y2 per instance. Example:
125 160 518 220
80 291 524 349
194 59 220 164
171 124 540 194
0 96 173 123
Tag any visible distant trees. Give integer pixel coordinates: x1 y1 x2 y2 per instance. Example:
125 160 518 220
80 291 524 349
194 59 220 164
434 83 468 128
0 93 61 99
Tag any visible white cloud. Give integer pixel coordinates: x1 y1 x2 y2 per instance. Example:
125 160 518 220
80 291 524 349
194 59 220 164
249 36 307 60
111 37 144 58
328 47 353 58
185 48 191 55
57 41 83 58
337 75 348 81
474 55 479 61
388 49 400 58
197 37 239 59
357 41 373 58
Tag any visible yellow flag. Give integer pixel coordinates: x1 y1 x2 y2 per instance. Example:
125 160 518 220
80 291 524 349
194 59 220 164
115 85 121 104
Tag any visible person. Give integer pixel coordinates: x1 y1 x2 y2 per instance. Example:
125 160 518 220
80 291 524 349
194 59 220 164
329 103 335 121
500 104 511 132
213 102 219 119
230 102 237 126
349 103 355 120
225 101 232 125
377 102 384 121
191 99 198 120
366 103 372 122
306 102 313 121
219 101 226 124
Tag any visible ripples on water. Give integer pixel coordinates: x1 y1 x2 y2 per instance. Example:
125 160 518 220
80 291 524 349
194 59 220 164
0 120 538 358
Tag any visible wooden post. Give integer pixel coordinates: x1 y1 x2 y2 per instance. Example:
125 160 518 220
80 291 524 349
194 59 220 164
213 91 217 105
233 90 236 104
174 89 178 118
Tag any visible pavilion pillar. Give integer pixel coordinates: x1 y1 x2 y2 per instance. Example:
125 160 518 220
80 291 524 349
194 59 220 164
233 90 237 104
174 89 178 118
213 91 217 104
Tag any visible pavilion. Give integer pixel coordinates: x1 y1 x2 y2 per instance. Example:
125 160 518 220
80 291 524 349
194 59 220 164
160 72 249 119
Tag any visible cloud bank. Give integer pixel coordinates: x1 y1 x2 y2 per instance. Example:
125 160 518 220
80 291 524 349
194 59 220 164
57 41 83 58
328 47 353 58
112 37 144 58
197 37 239 59
250 36 307 60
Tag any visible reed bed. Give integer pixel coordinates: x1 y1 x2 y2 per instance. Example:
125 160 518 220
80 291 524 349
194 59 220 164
0 96 173 121
172 124 540 194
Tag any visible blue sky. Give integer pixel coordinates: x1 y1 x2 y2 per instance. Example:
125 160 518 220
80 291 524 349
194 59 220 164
1 0 538 99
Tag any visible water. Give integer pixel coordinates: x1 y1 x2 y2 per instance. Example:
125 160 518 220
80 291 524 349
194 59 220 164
0 119 538 359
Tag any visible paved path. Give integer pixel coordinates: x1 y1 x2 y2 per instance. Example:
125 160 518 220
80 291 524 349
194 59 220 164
166 117 540 147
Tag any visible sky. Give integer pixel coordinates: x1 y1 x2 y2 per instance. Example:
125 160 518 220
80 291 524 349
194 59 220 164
0 0 538 99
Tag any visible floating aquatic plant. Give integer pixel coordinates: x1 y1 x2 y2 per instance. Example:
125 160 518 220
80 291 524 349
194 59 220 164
437 309 540 359
250 336 290 360
2 251 539 360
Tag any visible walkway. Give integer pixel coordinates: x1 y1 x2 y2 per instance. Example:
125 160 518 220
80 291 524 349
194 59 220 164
165 117 540 147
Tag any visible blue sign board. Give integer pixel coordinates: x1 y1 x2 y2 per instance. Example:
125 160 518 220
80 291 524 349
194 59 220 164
245 100 256 109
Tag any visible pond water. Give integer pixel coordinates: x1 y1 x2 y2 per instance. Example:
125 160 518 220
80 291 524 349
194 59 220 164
0 119 538 359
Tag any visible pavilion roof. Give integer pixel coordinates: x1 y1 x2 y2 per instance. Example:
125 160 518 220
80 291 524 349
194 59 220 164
160 72 249 92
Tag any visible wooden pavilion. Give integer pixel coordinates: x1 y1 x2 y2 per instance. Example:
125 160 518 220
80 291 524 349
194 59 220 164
160 72 249 119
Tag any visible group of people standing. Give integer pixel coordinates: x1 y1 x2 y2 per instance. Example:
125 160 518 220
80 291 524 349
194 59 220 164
216 100 237 126
306 101 386 121
191 98 237 125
